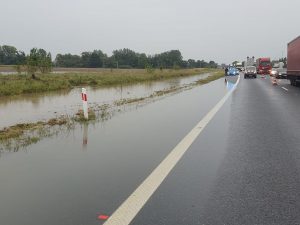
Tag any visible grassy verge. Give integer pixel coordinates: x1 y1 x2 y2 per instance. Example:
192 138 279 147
0 68 220 97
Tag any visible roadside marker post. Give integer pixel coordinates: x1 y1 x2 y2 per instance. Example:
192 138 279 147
81 88 88 119
271 77 278 85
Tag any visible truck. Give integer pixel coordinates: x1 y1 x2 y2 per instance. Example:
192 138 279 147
256 58 272 74
245 56 255 67
272 61 284 69
234 62 243 71
287 36 300 86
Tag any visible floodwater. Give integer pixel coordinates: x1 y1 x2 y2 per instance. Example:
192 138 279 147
0 73 210 128
0 71 24 75
0 76 236 225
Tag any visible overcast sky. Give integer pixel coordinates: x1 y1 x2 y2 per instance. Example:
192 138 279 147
1 0 299 64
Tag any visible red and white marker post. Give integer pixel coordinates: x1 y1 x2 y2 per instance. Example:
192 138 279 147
271 77 278 85
81 88 88 119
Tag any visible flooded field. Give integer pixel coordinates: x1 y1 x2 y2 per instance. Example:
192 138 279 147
0 73 210 128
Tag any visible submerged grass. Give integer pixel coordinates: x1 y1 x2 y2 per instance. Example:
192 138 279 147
0 68 219 97
0 117 69 141
195 70 225 85
74 109 96 122
0 70 225 151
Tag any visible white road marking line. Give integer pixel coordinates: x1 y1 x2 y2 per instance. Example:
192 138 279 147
103 76 240 225
281 87 288 91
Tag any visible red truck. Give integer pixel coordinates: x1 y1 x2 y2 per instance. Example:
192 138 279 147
287 36 300 86
256 58 272 74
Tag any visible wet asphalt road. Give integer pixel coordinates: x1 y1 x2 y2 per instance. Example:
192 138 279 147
131 76 300 225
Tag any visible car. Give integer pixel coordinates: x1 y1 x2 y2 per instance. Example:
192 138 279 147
227 67 239 76
271 68 287 79
244 66 257 78
270 68 278 77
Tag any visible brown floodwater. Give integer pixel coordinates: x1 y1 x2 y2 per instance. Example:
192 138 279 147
0 73 210 128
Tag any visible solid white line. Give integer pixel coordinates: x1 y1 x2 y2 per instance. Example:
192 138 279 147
281 87 288 91
103 76 240 225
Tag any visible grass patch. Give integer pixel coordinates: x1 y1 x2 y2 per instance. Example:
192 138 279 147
153 86 182 96
74 109 96 122
114 97 146 106
0 122 43 140
195 70 225 85
0 68 220 97
0 117 68 141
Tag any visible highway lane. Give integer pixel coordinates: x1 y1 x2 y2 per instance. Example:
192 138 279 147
130 75 300 225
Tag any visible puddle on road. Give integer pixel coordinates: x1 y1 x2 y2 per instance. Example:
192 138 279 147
0 76 237 225
0 73 210 128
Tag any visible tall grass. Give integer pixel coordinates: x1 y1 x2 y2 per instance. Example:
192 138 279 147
0 68 220 96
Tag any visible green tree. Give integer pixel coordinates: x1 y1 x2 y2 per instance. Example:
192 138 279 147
0 45 25 65
137 53 148 69
55 54 82 67
37 49 52 73
105 56 117 68
208 60 218 68
26 48 52 76
81 52 91 67
187 59 196 68
149 50 183 68
26 48 39 75
112 48 138 68
80 50 104 68
89 50 104 67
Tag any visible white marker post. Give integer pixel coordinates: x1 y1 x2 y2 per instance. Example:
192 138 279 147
81 88 88 119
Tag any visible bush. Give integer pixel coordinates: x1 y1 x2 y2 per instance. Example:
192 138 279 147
145 64 155 74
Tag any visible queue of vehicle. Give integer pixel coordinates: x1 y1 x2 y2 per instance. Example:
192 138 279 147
225 35 300 85
244 66 257 79
270 68 287 79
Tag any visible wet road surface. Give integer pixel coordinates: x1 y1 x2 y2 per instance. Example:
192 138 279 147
131 75 300 225
1 75 300 225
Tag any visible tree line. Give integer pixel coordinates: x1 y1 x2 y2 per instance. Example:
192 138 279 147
55 48 218 69
0 45 218 70
0 45 52 75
